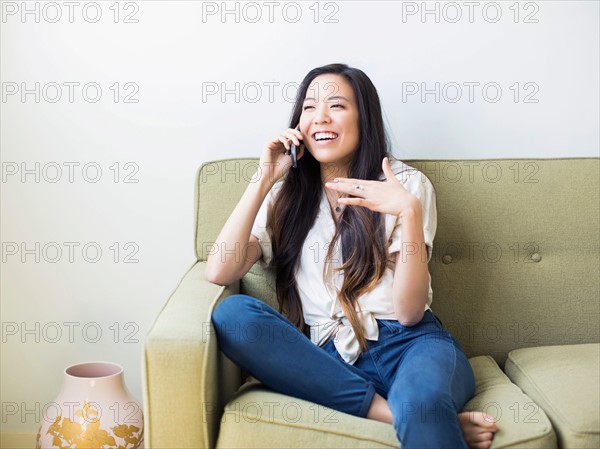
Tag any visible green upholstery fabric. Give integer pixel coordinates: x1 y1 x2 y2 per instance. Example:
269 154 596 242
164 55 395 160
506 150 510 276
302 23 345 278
462 356 556 449
143 158 599 449
217 356 556 449
505 344 600 449
195 158 600 367
143 262 243 449
216 378 399 448
421 158 599 367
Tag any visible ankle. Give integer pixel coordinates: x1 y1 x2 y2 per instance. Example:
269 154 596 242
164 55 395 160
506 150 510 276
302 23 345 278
366 393 393 425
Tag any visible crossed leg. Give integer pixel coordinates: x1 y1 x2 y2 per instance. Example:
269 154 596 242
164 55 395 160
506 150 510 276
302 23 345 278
213 295 498 448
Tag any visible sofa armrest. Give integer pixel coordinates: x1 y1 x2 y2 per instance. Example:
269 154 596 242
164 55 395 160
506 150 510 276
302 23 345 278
143 261 241 449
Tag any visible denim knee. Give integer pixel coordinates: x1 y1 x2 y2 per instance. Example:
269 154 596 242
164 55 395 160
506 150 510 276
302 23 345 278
212 294 260 323
211 294 265 341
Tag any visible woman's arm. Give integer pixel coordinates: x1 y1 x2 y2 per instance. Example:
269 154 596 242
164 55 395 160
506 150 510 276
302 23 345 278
205 126 305 286
391 202 430 326
324 157 435 326
205 177 272 286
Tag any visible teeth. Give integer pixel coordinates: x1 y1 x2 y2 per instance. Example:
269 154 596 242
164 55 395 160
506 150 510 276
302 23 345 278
314 132 338 141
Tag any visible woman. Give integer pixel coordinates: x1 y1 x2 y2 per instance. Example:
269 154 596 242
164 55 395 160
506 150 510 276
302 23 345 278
206 63 498 449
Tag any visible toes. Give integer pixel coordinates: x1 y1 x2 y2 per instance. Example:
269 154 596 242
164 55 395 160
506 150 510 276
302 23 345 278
481 412 498 427
474 432 494 443
459 411 498 449
465 430 495 445
473 441 492 449
467 438 493 449
464 411 498 430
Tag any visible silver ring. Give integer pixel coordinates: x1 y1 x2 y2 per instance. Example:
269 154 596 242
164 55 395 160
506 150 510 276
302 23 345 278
355 184 364 190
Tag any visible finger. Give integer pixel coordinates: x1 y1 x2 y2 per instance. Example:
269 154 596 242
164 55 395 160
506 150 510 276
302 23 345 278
382 157 397 182
283 131 301 146
325 182 367 197
278 136 290 151
337 197 370 208
330 177 375 186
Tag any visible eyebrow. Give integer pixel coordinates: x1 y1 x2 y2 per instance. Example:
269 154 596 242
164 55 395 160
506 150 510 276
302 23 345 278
303 95 350 103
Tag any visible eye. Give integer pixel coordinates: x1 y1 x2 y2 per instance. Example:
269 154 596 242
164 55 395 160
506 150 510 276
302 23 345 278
302 104 343 110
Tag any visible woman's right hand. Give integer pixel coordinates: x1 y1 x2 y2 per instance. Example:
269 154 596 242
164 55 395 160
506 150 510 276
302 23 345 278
257 126 305 185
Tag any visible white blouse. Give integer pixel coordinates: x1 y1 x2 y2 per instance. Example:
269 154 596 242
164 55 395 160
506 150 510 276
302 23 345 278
251 159 437 365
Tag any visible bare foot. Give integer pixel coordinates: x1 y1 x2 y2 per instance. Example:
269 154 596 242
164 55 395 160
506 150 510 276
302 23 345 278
458 411 499 449
368 396 499 449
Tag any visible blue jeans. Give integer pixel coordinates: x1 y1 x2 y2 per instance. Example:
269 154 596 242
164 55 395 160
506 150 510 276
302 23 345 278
212 294 476 449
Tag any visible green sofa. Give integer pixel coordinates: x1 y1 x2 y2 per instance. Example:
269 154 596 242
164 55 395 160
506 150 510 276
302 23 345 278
143 158 600 449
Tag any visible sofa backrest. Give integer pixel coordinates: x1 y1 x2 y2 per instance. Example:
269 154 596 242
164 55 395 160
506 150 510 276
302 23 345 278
195 158 600 367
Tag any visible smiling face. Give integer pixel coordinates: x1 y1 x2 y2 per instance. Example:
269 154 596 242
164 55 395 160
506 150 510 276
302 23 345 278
299 74 360 180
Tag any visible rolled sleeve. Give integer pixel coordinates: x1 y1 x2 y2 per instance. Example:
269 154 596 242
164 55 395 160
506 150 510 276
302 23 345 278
388 171 437 263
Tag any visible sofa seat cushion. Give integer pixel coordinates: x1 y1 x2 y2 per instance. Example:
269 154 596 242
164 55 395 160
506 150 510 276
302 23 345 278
216 356 556 448
216 378 399 448
463 356 556 449
505 344 600 449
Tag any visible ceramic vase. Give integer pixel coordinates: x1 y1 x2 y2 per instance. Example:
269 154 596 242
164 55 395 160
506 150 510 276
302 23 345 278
36 361 143 449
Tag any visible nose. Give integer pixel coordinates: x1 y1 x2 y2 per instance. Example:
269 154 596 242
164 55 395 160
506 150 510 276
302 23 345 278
313 104 330 125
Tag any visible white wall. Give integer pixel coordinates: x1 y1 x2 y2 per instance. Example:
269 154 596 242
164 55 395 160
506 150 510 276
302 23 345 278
1 0 598 436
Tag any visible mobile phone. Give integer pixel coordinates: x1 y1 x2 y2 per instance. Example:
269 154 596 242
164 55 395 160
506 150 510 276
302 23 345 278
290 143 298 168
290 123 301 168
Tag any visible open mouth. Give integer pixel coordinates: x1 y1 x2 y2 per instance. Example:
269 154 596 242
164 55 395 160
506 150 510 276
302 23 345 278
312 131 339 142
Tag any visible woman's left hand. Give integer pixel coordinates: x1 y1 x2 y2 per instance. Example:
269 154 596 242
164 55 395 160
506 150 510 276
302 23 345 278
325 157 421 217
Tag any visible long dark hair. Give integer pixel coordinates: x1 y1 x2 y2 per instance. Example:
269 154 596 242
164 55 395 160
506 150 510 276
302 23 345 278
268 63 391 355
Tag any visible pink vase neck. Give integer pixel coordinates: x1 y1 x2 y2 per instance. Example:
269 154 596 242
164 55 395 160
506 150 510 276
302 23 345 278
60 362 128 395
